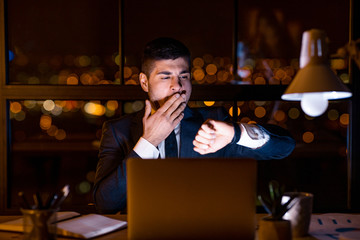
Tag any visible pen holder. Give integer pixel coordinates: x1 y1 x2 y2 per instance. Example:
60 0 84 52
21 208 57 240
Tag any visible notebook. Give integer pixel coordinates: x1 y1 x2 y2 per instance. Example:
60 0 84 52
127 157 257 240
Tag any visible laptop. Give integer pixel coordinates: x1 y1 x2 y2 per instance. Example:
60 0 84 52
126 157 257 240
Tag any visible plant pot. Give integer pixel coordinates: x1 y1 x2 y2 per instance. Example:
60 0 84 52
258 217 292 240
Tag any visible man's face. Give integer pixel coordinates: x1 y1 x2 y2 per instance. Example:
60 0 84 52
140 57 192 109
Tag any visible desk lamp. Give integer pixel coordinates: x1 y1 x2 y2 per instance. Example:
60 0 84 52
281 29 352 117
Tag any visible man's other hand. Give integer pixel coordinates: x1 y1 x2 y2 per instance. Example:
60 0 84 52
193 119 234 155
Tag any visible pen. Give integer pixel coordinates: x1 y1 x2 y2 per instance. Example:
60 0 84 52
45 193 58 209
33 192 43 209
52 185 70 209
18 191 31 209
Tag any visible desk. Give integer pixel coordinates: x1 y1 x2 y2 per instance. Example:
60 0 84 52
0 214 358 240
0 214 128 240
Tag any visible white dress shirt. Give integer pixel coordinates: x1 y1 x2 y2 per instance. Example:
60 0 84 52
134 123 180 159
133 123 269 159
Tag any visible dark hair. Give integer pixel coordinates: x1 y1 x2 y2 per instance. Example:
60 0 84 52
141 37 191 77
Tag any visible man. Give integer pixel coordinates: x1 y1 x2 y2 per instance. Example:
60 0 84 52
93 37 295 213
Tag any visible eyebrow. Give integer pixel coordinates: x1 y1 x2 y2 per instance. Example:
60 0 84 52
157 70 190 75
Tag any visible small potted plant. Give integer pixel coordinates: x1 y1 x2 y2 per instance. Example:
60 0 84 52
258 180 296 240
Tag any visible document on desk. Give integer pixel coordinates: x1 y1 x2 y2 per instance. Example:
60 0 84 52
0 212 127 239
309 213 360 240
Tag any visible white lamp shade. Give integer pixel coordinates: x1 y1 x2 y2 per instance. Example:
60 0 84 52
282 29 352 102
281 63 352 101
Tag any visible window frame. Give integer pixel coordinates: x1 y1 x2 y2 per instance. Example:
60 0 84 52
0 0 359 213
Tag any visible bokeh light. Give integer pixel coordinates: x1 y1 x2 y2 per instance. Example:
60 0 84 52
254 101 266 106
77 181 91 194
340 113 349 126
254 76 266 84
302 131 314 143
206 64 217 75
84 102 106 116
40 115 52 130
123 66 132 79
47 125 58 137
14 111 26 121
254 106 266 118
55 129 66 140
51 104 63 116
43 100 55 112
240 117 251 123
193 68 205 81
86 171 96 183
10 102 22 114
204 101 215 106
106 100 119 111
78 55 91 67
193 57 205 68
132 101 144 112
327 109 339 121
273 110 286 122
229 106 241 117
66 74 79 85
114 54 120 66
124 102 133 114
23 100 37 109
288 108 300 119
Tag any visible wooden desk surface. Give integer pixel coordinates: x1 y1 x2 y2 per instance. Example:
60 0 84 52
0 214 341 240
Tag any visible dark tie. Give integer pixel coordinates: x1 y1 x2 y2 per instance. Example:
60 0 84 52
165 130 178 158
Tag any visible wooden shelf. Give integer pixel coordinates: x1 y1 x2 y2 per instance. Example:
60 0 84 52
1 84 288 101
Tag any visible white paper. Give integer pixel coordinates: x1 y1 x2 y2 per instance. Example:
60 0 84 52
56 214 127 239
309 214 360 240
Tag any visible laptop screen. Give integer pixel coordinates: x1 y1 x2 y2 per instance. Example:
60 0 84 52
127 157 257 240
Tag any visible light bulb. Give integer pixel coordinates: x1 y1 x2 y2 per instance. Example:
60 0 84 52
300 93 328 117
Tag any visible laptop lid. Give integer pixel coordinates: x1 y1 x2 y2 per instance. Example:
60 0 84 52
127 158 257 240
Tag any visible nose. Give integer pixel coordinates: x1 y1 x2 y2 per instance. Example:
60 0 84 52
170 77 182 92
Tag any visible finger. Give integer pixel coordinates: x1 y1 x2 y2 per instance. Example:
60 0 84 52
193 146 207 155
195 133 214 145
193 143 212 155
201 120 216 134
172 111 185 126
169 102 186 122
158 93 182 114
143 100 151 120
193 139 210 150
197 128 216 140
165 94 186 116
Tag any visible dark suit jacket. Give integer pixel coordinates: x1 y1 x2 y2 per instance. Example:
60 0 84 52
93 106 295 213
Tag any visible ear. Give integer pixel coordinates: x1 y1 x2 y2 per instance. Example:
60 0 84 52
139 72 149 92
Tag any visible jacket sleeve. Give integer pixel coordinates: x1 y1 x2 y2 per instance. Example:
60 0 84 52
93 120 138 214
208 106 296 160
225 123 296 160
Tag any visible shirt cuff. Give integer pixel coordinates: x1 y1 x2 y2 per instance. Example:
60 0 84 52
237 123 270 149
133 137 160 159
